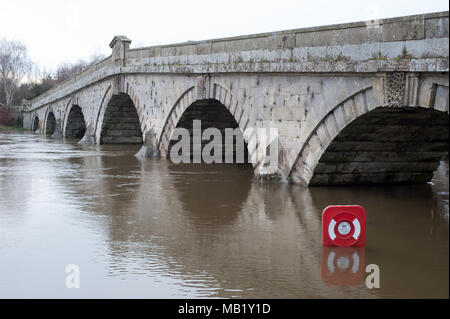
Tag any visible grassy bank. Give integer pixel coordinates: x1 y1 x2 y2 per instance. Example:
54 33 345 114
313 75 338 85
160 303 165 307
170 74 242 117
0 125 28 132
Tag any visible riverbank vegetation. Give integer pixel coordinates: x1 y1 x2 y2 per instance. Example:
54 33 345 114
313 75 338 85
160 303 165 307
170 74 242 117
0 105 15 126
0 124 27 132
0 104 23 129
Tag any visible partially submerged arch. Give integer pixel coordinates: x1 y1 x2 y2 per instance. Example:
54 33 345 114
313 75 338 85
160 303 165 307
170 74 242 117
100 93 143 144
65 105 86 140
289 88 449 186
45 112 56 135
32 115 39 132
163 98 250 164
158 83 254 166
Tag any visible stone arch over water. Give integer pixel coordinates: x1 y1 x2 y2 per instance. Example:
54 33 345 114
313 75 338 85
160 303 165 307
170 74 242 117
167 98 250 164
32 115 39 132
65 105 86 140
45 112 56 135
289 86 449 186
100 93 143 144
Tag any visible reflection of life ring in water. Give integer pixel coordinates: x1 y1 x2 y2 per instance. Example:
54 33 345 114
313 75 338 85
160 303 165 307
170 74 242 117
322 205 366 247
320 246 365 286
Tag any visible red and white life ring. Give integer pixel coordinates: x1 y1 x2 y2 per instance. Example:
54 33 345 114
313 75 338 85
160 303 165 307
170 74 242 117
322 206 366 247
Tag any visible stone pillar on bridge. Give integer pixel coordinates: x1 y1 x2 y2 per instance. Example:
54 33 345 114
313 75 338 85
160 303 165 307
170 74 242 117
109 35 131 67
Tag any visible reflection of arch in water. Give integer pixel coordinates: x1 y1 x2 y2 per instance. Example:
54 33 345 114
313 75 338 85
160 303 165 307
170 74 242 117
129 170 375 297
168 163 252 225
62 145 376 297
62 147 143 242
55 143 380 297
96 151 142 211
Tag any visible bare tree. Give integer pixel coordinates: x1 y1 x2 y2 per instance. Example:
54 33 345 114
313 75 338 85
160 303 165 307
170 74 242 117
55 61 87 82
0 39 32 106
55 54 105 83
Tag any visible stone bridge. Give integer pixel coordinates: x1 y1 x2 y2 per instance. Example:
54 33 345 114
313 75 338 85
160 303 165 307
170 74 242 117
23 11 449 186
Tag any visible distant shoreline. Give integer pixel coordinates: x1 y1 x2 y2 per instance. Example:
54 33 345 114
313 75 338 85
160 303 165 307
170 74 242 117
0 125 28 132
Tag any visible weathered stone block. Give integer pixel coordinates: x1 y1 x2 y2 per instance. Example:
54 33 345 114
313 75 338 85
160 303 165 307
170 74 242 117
382 20 425 42
425 17 449 38
272 106 305 122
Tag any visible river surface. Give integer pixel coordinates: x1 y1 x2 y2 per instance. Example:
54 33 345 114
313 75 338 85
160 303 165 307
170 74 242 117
0 131 448 298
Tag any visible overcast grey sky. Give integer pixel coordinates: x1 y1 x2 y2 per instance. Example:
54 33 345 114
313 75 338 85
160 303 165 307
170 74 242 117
0 0 448 73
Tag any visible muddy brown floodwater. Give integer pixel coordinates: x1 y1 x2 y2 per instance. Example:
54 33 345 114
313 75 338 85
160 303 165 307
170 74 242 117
0 131 448 298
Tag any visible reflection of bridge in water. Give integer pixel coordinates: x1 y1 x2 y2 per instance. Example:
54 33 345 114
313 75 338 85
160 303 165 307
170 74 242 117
54 147 448 298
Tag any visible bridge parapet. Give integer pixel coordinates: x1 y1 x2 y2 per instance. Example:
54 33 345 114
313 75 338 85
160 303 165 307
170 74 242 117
125 11 448 73
28 11 448 111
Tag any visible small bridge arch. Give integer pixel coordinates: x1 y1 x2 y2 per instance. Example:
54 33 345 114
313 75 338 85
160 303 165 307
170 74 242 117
99 92 143 144
64 104 87 140
94 82 149 145
44 110 57 135
31 114 40 133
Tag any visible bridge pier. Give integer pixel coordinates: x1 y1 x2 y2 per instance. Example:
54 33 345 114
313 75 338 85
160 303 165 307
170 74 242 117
135 129 160 158
51 122 62 139
79 134 96 145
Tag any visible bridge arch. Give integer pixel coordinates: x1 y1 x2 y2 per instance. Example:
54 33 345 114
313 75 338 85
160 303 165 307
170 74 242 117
99 92 144 144
44 110 57 135
94 83 148 144
289 85 449 186
158 83 252 165
64 104 86 140
31 114 40 133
